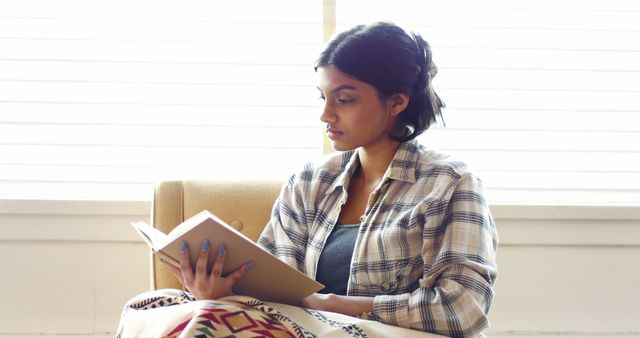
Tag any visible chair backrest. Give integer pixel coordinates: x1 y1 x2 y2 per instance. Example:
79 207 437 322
151 180 283 290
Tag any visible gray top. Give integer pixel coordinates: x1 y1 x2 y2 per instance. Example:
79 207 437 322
315 223 360 295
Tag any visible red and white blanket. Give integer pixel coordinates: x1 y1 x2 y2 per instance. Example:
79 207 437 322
116 289 443 338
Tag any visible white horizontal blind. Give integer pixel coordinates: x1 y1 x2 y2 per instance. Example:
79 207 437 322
3 0 639 205
338 0 640 205
0 0 324 200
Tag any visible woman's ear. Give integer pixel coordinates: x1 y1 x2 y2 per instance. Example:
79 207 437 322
387 93 410 117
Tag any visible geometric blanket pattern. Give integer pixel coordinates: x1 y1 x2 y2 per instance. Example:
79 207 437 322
164 298 313 338
116 288 445 338
116 289 314 338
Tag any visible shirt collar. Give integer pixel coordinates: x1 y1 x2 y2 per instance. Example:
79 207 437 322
385 138 419 184
325 150 360 195
325 139 419 195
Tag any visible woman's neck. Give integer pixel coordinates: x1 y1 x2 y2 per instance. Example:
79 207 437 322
356 140 401 188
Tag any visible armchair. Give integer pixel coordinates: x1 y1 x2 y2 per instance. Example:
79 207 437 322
151 180 283 290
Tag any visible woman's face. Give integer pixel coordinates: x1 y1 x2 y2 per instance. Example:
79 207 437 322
316 66 399 152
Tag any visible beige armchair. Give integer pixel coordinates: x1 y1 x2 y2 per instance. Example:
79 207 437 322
151 180 283 290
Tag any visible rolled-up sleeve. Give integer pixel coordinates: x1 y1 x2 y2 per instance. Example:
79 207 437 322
373 174 498 338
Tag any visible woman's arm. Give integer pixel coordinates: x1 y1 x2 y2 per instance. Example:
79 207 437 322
257 170 313 273
300 293 374 318
371 174 498 338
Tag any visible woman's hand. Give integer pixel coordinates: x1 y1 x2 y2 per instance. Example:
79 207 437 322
301 293 375 318
160 239 253 300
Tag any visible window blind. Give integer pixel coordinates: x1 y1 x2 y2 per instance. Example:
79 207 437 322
2 0 638 206
0 0 323 200
337 0 640 205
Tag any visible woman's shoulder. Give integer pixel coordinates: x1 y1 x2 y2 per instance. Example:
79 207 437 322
413 143 478 180
410 144 488 199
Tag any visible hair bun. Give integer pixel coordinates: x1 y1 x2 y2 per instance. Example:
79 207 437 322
412 32 434 92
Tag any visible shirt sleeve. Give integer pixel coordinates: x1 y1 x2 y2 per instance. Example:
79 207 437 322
257 171 311 273
372 173 499 338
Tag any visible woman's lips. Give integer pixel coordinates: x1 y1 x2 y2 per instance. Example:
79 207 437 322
326 128 343 140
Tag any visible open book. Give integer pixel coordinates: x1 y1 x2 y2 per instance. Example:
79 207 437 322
131 210 324 305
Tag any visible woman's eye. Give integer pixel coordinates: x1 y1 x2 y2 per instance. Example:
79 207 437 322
337 97 353 104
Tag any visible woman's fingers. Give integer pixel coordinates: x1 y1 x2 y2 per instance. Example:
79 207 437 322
179 240 194 284
159 257 184 283
224 262 253 287
195 239 210 276
210 244 225 278
173 240 252 300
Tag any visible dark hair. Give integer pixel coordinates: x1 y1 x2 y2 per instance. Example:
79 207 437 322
315 22 444 142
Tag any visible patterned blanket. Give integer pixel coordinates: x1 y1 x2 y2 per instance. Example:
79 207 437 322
116 289 444 338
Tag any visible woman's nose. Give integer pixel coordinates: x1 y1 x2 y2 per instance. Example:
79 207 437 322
319 101 336 123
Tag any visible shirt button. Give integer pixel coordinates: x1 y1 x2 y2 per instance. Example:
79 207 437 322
381 282 391 292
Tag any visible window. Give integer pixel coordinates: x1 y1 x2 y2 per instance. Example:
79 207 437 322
1 0 638 205
0 0 323 200
337 0 640 205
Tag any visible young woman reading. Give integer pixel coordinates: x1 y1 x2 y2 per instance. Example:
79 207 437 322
163 22 498 338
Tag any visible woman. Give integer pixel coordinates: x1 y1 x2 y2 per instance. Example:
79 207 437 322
166 22 498 338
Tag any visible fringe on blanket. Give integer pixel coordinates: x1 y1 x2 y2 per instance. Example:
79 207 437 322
116 289 315 338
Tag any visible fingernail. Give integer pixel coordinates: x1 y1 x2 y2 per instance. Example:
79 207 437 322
201 239 209 252
181 241 187 253
246 262 254 271
218 244 225 256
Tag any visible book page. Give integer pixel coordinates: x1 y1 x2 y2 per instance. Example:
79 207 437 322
166 210 252 242
131 221 169 251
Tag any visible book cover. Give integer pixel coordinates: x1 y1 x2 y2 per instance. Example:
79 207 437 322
132 210 324 305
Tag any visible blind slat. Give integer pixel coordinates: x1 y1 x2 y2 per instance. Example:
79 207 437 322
0 105 320 126
440 89 640 111
0 164 302 183
0 40 319 64
437 110 640 132
0 61 316 85
0 0 321 22
0 82 318 106
0 145 316 167
482 171 640 190
439 150 639 172
421 130 640 152
0 125 321 148
339 1 640 30
436 49 640 72
0 21 320 44
436 70 640 92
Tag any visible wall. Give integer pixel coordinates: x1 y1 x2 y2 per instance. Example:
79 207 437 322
0 200 149 337
0 200 638 337
488 205 640 336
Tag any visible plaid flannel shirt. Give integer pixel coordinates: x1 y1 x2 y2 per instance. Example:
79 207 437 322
257 139 498 338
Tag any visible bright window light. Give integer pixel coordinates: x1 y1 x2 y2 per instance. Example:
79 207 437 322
338 0 640 205
0 0 323 200
1 0 638 205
